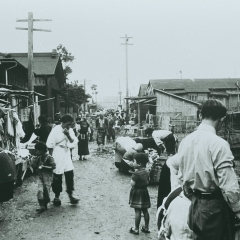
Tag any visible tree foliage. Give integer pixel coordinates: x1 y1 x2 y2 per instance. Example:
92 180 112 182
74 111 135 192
60 81 89 107
57 44 75 80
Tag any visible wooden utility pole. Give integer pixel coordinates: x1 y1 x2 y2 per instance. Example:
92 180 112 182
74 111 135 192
236 81 240 111
16 12 52 91
118 79 122 105
79 79 91 113
121 34 133 123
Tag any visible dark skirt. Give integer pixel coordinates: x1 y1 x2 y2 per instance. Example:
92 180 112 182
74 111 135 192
97 129 106 145
78 134 89 155
129 186 151 209
0 180 14 202
157 162 171 208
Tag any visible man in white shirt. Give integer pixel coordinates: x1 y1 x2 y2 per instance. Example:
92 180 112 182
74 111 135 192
46 115 79 206
146 128 176 155
175 99 240 240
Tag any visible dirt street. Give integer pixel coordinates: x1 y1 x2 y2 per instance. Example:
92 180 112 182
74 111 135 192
0 142 159 240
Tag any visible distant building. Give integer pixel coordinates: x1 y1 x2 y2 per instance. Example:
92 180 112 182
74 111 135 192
147 78 239 111
98 95 120 109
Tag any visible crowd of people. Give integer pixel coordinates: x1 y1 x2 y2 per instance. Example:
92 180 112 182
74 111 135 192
1 99 240 240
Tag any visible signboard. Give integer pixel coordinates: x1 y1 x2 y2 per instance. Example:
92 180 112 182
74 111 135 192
20 108 30 122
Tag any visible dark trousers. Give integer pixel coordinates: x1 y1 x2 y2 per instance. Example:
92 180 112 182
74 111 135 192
52 170 74 196
107 128 115 141
188 195 235 240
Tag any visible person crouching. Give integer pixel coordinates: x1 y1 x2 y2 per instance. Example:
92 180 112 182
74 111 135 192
33 141 56 213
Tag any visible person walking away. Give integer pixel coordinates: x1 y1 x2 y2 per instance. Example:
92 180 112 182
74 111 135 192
78 116 91 160
129 153 151 235
33 115 52 143
175 99 240 240
107 114 115 142
31 142 56 213
0 149 16 221
46 115 79 206
96 114 108 152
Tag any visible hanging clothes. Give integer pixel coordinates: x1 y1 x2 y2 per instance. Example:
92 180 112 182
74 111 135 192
12 111 25 150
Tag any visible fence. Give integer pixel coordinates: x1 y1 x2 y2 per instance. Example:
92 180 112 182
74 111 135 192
170 119 201 141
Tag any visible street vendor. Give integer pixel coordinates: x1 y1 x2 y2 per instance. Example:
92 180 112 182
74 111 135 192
145 128 176 156
46 115 79 206
96 114 108 152
33 115 52 143
145 128 177 208
121 143 143 172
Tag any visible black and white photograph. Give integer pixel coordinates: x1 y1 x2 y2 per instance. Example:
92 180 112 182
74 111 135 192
1 0 240 239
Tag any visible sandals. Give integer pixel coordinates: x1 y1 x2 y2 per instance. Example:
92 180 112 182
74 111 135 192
129 227 139 235
141 226 150 233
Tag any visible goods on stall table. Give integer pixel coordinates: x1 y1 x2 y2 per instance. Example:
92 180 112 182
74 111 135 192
145 148 167 184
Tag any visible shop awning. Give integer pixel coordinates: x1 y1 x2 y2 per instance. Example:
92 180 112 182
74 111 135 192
0 88 45 97
143 98 156 104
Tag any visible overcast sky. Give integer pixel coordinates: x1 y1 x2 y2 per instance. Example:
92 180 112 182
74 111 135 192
1 0 240 100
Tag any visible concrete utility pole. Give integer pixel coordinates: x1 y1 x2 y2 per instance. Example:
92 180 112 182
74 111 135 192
121 34 133 123
16 12 52 91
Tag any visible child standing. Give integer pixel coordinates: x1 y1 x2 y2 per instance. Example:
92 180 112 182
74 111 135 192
33 141 56 213
129 153 151 235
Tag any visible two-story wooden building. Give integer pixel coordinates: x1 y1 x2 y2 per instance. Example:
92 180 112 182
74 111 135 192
0 50 65 120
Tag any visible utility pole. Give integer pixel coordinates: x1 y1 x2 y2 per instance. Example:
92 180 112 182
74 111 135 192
16 12 52 91
79 79 91 113
118 79 122 106
121 34 133 123
236 81 240 111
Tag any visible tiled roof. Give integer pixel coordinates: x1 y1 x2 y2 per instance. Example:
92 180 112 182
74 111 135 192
149 79 192 90
0 52 60 75
149 78 240 93
191 78 239 90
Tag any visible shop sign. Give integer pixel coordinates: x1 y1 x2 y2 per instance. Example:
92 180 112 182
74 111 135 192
20 108 30 122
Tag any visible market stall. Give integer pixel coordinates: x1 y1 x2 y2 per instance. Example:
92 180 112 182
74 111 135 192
0 88 44 184
113 136 165 184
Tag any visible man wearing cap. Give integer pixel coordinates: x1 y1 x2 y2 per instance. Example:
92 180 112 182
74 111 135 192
175 99 240 240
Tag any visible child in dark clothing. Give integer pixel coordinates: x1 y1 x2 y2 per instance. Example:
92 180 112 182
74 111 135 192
32 142 56 213
129 153 151 235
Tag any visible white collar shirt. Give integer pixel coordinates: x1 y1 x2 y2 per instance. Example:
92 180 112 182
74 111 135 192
176 123 240 212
